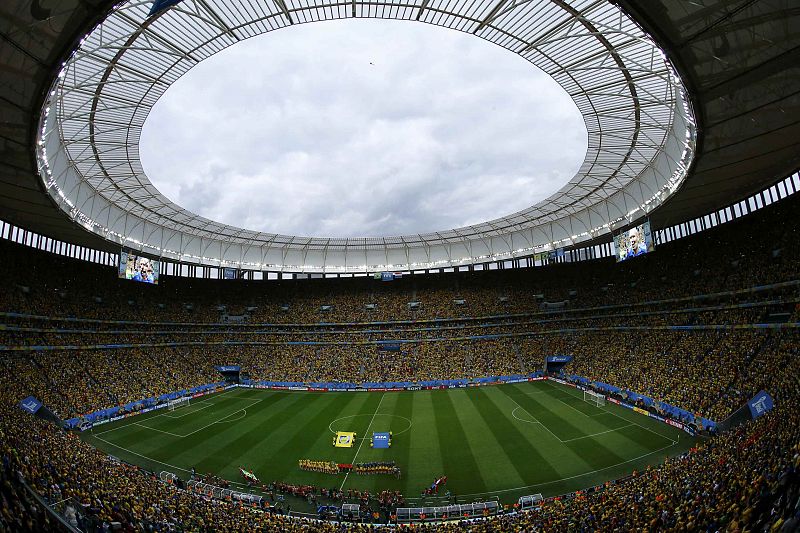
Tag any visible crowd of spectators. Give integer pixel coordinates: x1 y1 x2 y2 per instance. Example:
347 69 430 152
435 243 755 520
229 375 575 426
0 192 798 529
3 307 796 422
519 327 798 422
1 301 797 422
1 191 798 327
0 329 797 531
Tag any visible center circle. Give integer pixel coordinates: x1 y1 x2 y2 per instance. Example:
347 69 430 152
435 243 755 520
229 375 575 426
328 413 413 440
141 19 587 238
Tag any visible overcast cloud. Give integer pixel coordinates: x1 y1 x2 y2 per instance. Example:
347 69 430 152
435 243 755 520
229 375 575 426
140 19 587 238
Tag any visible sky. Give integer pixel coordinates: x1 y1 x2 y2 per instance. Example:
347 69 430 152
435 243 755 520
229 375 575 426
140 19 587 238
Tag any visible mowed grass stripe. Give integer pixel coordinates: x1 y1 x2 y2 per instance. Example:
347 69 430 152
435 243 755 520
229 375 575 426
506 383 630 468
391 392 414 493
83 384 696 504
549 382 682 445
169 392 314 472
464 387 560 487
431 389 488 495
336 392 406 495
488 385 598 481
403 392 444 495
145 395 258 434
538 382 634 431
447 389 525 491
249 392 365 481
539 383 680 465
85 390 276 470
94 391 264 450
535 384 629 434
502 384 583 440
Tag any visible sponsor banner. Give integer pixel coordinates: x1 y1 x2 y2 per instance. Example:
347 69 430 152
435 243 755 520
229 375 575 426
506 379 527 384
372 432 391 449
383 387 402 392
407 386 421 391
528 377 545 382
288 386 308 391
19 396 42 415
619 402 634 410
377 342 401 351
747 390 774 419
648 414 665 422
78 401 171 430
308 387 328 392
546 356 573 363
271 386 289 390
550 378 568 386
633 407 650 416
607 397 620 405
215 365 241 373
335 431 356 448
665 419 683 430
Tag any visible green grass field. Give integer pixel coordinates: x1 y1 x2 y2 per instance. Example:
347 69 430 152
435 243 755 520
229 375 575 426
83 380 693 507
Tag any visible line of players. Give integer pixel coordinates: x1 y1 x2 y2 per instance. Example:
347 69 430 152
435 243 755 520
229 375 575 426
298 459 340 475
298 459 401 478
353 461 401 478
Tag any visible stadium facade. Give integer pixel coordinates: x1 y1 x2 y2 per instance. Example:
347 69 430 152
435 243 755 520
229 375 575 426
1 1 797 274
0 1 799 531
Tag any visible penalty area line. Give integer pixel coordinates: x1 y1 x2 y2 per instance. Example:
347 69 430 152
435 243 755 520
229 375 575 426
457 439 681 499
506 396 563 443
93 434 191 473
179 399 262 438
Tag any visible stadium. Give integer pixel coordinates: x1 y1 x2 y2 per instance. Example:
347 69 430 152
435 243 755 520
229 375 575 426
0 0 799 531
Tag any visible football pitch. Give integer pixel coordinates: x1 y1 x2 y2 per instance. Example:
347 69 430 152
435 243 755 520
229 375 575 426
84 380 693 506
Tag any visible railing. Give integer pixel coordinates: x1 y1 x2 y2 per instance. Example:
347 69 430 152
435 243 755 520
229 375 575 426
19 479 84 532
187 479 263 506
396 499 500 524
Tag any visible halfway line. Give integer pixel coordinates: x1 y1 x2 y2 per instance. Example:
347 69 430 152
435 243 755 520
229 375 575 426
340 393 385 490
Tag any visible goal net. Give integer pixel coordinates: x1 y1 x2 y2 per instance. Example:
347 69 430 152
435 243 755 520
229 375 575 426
583 390 606 407
168 397 190 411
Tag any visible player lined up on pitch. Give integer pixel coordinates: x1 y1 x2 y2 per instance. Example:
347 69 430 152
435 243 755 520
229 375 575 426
353 461 401 478
298 459 340 475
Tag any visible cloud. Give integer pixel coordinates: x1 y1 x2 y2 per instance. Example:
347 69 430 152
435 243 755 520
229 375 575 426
140 19 586 238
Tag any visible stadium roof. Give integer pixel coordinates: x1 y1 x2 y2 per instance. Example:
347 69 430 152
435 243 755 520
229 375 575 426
0 0 798 272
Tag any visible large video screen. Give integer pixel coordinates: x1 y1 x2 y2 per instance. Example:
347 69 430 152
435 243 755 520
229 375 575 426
614 221 655 262
118 251 160 284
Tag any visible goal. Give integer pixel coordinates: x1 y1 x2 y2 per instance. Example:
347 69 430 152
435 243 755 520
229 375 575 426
583 390 606 407
168 396 190 411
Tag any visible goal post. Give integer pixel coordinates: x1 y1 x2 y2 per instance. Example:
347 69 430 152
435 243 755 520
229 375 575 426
583 390 606 407
168 396 190 411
